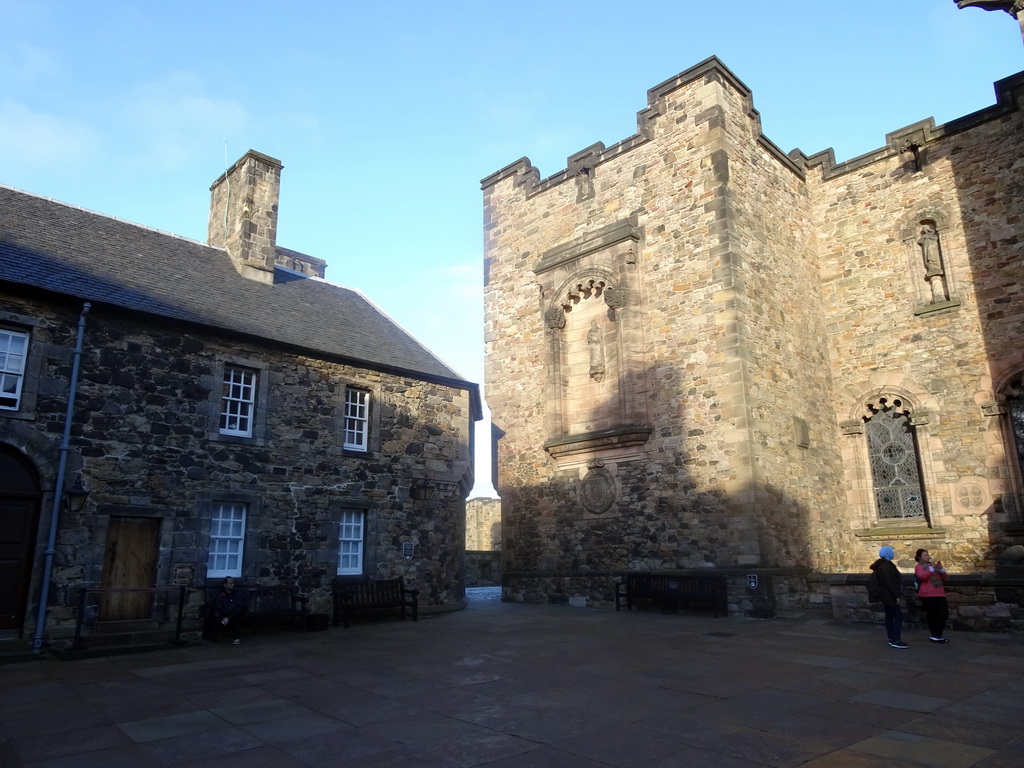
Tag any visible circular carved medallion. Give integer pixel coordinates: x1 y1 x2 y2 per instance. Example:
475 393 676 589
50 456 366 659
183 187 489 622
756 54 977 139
956 484 985 509
581 469 615 514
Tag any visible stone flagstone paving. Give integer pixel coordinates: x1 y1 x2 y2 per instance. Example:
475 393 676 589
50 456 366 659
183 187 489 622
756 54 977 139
1 593 1023 767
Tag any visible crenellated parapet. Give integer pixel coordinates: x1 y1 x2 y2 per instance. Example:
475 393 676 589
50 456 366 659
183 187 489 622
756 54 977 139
804 71 1024 181
480 56 804 195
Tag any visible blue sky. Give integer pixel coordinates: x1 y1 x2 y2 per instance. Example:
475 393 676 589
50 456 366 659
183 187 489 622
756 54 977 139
2 0 1021 496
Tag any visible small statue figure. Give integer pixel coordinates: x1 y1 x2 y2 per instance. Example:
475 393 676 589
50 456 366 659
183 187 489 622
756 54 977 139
918 225 943 276
587 320 605 381
918 224 949 303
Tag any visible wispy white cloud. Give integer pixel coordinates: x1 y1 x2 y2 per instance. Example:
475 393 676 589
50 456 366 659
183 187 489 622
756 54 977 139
120 72 249 169
0 102 98 169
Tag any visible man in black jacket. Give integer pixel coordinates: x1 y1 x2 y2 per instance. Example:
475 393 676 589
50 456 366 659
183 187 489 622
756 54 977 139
870 546 908 649
212 577 248 645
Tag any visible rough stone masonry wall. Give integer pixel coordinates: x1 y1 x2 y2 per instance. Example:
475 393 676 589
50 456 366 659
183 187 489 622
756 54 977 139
809 79 1024 574
485 69 824 578
1 295 472 640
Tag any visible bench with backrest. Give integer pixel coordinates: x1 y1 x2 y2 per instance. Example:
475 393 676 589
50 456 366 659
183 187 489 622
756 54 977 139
615 572 728 618
204 583 309 637
332 577 419 628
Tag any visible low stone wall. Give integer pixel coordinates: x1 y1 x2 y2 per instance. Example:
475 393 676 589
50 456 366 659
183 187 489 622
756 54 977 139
503 571 620 607
829 574 1024 633
502 568 814 617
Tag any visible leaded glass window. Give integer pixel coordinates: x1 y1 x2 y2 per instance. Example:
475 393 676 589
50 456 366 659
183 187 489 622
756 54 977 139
866 401 926 520
1008 393 1024 487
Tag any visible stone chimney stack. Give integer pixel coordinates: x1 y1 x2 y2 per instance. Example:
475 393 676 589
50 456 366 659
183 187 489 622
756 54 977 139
208 150 283 284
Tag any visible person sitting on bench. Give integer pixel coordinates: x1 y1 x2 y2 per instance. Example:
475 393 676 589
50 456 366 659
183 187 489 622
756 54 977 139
212 577 248 645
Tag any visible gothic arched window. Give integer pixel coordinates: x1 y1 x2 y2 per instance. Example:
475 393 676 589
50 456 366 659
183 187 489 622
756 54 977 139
1004 382 1024 490
865 398 927 520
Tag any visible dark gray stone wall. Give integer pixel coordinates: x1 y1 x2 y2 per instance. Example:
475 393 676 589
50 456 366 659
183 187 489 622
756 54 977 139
0 293 473 643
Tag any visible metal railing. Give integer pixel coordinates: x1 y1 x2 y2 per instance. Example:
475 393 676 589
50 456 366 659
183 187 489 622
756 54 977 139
73 585 189 650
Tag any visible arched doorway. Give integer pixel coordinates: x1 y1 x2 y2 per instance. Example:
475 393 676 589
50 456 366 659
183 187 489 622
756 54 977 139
0 445 42 634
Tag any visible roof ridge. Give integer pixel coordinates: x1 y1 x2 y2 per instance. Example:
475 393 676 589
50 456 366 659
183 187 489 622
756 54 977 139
0 183 216 250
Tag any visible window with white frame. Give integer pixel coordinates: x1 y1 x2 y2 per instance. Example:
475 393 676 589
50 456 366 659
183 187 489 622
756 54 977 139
343 388 369 451
337 510 365 575
0 329 28 411
208 502 247 577
219 366 256 436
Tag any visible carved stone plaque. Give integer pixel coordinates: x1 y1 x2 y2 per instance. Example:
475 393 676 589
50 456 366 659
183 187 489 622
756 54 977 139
580 468 615 514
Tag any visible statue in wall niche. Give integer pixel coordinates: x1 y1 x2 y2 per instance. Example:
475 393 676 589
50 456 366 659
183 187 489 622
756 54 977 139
587 320 605 381
918 224 949 303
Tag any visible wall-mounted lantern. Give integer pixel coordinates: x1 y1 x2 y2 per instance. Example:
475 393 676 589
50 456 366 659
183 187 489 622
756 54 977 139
64 477 90 513
409 479 434 501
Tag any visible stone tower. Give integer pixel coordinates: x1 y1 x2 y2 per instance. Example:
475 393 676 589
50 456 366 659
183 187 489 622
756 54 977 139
483 49 1024 611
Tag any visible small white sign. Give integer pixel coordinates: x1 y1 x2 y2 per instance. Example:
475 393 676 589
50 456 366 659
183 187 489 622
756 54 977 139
402 542 415 561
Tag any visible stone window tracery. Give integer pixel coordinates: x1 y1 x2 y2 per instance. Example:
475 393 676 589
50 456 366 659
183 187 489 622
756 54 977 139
999 374 1024 514
863 397 928 521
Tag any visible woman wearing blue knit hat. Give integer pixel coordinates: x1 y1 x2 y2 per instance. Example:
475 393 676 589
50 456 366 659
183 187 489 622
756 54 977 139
870 546 908 648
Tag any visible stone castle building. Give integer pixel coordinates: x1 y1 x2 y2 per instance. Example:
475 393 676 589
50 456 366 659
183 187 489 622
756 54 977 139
0 150 480 649
465 497 501 551
482 6 1024 612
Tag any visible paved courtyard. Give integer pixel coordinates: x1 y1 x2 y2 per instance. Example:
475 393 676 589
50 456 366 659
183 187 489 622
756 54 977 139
1 591 1023 767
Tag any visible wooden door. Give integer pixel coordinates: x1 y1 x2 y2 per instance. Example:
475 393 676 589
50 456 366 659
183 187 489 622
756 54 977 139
0 499 41 630
0 448 42 633
100 517 160 620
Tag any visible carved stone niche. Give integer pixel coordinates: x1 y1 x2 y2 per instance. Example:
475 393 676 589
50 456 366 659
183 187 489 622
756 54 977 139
534 218 651 469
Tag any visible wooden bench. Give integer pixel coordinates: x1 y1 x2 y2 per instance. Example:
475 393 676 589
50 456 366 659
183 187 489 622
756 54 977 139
204 584 309 637
615 572 728 618
332 578 419 628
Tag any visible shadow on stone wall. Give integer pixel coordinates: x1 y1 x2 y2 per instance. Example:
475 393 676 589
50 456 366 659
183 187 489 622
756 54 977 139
495 360 819 617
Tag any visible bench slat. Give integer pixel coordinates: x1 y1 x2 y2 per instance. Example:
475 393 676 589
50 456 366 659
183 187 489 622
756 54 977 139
203 583 310 637
332 578 419 628
615 573 727 617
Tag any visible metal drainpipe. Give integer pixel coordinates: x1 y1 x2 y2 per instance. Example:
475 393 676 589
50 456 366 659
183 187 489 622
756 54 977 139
33 302 91 653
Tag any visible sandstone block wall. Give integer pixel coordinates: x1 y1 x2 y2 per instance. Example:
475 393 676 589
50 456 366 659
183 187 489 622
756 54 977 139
484 58 1024 607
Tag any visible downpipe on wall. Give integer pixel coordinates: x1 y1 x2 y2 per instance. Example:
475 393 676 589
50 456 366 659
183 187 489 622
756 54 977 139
33 302 91 653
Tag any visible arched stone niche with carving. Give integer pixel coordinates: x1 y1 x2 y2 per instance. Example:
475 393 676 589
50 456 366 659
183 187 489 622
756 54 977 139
901 207 962 315
534 218 652 469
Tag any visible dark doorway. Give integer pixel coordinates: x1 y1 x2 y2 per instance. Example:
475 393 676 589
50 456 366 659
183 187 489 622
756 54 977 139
0 445 42 633
100 516 160 620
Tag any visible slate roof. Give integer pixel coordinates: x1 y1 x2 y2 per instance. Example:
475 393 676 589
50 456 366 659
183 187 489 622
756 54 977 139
0 185 475 395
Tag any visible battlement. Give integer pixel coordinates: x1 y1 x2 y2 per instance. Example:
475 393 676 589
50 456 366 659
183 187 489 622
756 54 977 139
482 59 1024 193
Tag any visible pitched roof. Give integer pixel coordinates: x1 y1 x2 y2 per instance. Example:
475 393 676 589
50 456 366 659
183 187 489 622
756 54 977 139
0 184 472 390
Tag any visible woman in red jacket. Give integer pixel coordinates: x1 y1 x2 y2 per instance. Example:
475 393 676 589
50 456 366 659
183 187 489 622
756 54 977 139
914 549 949 643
